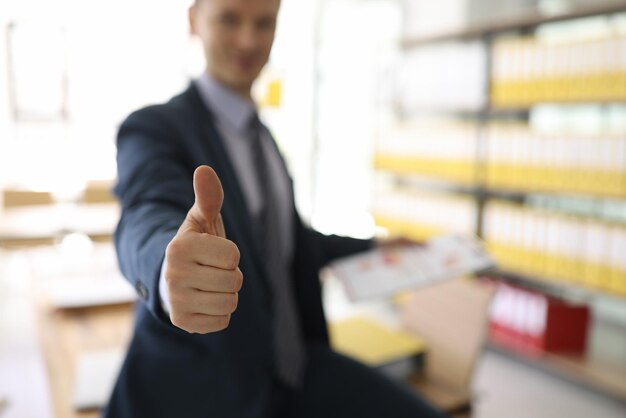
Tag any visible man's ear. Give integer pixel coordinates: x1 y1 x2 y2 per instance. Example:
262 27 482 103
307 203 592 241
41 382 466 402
188 5 197 36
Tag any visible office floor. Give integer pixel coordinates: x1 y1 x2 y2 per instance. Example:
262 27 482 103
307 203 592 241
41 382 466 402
472 351 626 418
1 249 625 418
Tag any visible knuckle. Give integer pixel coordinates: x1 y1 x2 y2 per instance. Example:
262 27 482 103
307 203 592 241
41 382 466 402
216 315 231 331
166 265 192 288
232 269 244 292
228 293 239 313
170 312 189 332
169 303 231 333
166 239 185 260
173 314 207 335
164 266 181 285
167 291 185 309
194 324 212 335
221 294 237 314
195 316 229 334
228 242 240 269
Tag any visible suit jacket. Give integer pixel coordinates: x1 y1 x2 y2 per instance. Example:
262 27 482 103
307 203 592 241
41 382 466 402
106 83 372 418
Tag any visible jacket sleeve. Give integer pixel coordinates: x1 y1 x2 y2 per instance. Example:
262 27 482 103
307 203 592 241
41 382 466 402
113 107 194 323
302 224 374 266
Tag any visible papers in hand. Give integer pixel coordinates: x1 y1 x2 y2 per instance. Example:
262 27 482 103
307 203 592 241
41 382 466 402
329 234 495 301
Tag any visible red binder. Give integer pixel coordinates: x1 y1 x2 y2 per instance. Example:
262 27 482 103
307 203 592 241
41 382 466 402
487 281 590 357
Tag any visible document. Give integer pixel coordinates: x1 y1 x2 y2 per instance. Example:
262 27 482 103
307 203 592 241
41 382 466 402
330 234 495 301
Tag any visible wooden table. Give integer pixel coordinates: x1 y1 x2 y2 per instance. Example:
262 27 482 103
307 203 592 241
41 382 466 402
35 298 134 418
0 243 134 418
34 267 480 417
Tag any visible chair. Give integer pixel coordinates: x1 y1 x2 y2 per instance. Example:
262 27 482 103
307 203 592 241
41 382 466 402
82 180 117 204
2 189 53 208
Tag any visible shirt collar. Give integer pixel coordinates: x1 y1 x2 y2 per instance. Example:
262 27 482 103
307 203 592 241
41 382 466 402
194 72 256 135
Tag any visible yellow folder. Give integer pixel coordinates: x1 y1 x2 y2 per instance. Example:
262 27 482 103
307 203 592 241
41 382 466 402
328 316 425 367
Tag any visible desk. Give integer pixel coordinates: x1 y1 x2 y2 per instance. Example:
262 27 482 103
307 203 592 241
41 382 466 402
0 244 133 418
32 255 473 417
0 203 120 247
36 300 134 418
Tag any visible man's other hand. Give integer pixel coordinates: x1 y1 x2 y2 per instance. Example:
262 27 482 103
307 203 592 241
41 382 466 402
375 236 423 250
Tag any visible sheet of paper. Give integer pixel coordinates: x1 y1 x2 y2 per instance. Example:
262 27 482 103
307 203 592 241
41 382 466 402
330 234 495 301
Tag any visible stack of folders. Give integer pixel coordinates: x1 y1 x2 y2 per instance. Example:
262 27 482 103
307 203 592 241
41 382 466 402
374 122 477 184
491 34 626 106
483 201 626 296
328 316 425 379
486 122 626 197
373 190 477 242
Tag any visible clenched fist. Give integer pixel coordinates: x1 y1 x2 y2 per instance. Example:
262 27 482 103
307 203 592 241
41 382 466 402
164 165 243 334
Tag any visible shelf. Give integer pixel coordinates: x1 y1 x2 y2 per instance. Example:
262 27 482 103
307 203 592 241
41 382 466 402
487 317 626 403
487 270 626 303
482 107 532 118
397 106 531 119
482 184 626 201
491 101 626 111
483 185 626 204
401 1 626 48
400 103 626 119
378 168 626 204
388 175 490 200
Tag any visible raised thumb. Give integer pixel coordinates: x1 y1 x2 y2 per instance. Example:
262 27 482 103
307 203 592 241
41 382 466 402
190 165 225 236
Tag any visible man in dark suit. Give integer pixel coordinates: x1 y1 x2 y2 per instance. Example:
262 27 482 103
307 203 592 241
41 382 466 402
107 0 447 416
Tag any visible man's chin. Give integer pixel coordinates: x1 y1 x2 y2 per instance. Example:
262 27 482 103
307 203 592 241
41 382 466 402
228 75 260 92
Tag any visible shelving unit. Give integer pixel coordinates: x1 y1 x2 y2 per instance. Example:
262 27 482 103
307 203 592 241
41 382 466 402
489 317 626 402
375 0 626 403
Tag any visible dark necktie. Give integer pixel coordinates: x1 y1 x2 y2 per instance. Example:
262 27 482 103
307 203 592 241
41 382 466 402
248 114 306 387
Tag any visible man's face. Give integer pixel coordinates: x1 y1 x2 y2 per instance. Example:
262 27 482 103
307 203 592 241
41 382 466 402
189 0 280 97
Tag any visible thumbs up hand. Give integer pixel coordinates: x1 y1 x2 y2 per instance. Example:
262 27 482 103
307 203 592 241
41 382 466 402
164 166 243 334
181 165 226 237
